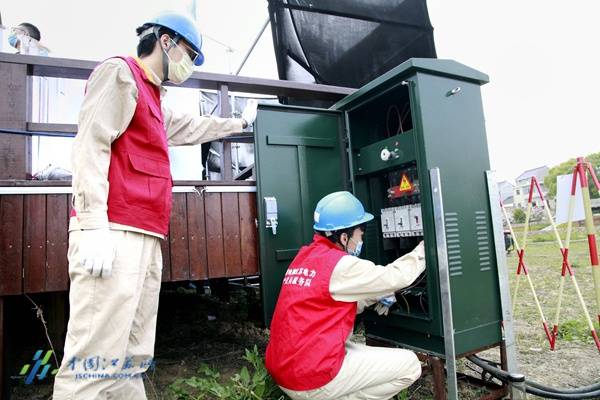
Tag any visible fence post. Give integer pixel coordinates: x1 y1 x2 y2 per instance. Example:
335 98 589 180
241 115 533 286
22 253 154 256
0 61 31 179
218 83 233 181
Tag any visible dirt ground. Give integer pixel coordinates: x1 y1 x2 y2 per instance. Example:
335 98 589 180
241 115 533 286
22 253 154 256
9 239 600 399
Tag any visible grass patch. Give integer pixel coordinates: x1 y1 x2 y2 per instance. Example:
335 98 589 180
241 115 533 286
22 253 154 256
168 346 285 400
510 225 591 244
508 239 599 347
511 222 549 232
394 389 409 400
556 320 596 344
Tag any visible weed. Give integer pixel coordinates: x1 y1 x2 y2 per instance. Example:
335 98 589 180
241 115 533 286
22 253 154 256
169 346 286 400
556 320 596 344
394 389 409 400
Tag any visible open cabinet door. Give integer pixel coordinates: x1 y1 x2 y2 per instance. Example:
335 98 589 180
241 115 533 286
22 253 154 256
254 104 347 325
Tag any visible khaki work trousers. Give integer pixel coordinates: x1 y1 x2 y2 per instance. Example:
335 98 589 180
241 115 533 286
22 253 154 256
281 341 422 400
53 229 162 400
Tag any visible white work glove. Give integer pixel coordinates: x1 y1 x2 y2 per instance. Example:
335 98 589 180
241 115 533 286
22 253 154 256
78 228 115 278
374 294 397 316
415 240 425 260
241 99 258 128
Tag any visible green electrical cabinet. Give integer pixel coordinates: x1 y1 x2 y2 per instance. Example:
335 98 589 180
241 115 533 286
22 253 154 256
254 59 507 361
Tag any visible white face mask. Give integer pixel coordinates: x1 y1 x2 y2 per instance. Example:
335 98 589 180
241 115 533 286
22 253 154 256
348 237 363 257
164 40 194 85
342 234 363 257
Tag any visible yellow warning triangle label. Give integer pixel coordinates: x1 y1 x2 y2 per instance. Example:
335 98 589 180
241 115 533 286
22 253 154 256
399 174 413 192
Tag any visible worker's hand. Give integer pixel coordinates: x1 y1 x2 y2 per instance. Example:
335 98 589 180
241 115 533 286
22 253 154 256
241 99 258 128
78 228 115 278
374 294 397 316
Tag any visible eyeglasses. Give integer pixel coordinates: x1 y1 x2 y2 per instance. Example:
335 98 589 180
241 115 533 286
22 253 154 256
10 27 27 36
169 38 200 64
184 46 200 65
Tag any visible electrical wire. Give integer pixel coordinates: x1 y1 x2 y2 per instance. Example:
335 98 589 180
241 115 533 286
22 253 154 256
386 104 402 137
464 362 501 386
418 293 428 314
399 293 410 314
467 355 600 399
398 271 426 294
526 379 600 395
399 103 410 131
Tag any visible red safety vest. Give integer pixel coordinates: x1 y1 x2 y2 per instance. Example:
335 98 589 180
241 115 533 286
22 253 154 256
265 234 357 391
72 56 173 235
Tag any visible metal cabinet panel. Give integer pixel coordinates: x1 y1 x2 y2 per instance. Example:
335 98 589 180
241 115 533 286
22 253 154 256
257 59 504 357
334 59 502 356
254 105 346 325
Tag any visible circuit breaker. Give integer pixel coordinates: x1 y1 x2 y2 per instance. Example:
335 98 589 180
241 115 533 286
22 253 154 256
381 169 423 238
255 59 503 358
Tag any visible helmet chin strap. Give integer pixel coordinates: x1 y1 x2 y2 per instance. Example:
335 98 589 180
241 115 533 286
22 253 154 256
154 26 177 83
161 48 169 83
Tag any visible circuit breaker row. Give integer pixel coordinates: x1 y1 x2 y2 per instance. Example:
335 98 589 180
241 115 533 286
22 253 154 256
380 205 423 238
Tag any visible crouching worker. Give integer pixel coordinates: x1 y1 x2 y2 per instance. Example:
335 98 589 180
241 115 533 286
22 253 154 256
266 191 425 400
52 12 257 400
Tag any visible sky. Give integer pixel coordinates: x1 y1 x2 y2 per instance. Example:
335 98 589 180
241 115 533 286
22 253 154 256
2 0 599 182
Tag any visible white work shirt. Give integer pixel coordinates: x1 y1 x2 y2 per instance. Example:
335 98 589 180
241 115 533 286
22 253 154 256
70 57 244 238
329 243 426 312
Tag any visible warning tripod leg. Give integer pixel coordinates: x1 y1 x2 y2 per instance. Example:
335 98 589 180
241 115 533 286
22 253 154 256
580 159 600 329
501 203 522 316
570 272 600 352
553 272 565 348
552 171 578 347
512 272 522 316
579 160 600 350
523 265 553 345
553 161 600 352
523 179 554 345
501 200 552 345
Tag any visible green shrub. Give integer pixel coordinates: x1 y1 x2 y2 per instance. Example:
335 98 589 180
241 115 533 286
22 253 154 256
513 209 526 224
169 346 286 400
394 389 409 400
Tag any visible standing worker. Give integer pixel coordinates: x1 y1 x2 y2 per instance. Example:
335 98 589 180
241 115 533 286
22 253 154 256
266 191 425 400
7 22 49 55
52 12 258 399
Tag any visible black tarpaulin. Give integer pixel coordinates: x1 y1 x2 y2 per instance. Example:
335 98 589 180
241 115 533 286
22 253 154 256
267 0 436 93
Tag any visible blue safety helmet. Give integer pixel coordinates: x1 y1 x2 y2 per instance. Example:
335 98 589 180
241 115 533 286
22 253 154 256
148 12 204 66
313 191 374 232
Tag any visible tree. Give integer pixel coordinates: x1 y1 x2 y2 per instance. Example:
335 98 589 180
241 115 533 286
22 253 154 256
544 152 600 199
513 208 526 224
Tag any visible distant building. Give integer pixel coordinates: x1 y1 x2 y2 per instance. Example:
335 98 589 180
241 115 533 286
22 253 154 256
498 181 515 203
514 166 549 208
502 195 515 214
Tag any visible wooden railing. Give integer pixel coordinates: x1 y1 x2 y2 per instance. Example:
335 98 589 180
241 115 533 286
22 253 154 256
0 181 258 296
0 52 353 180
